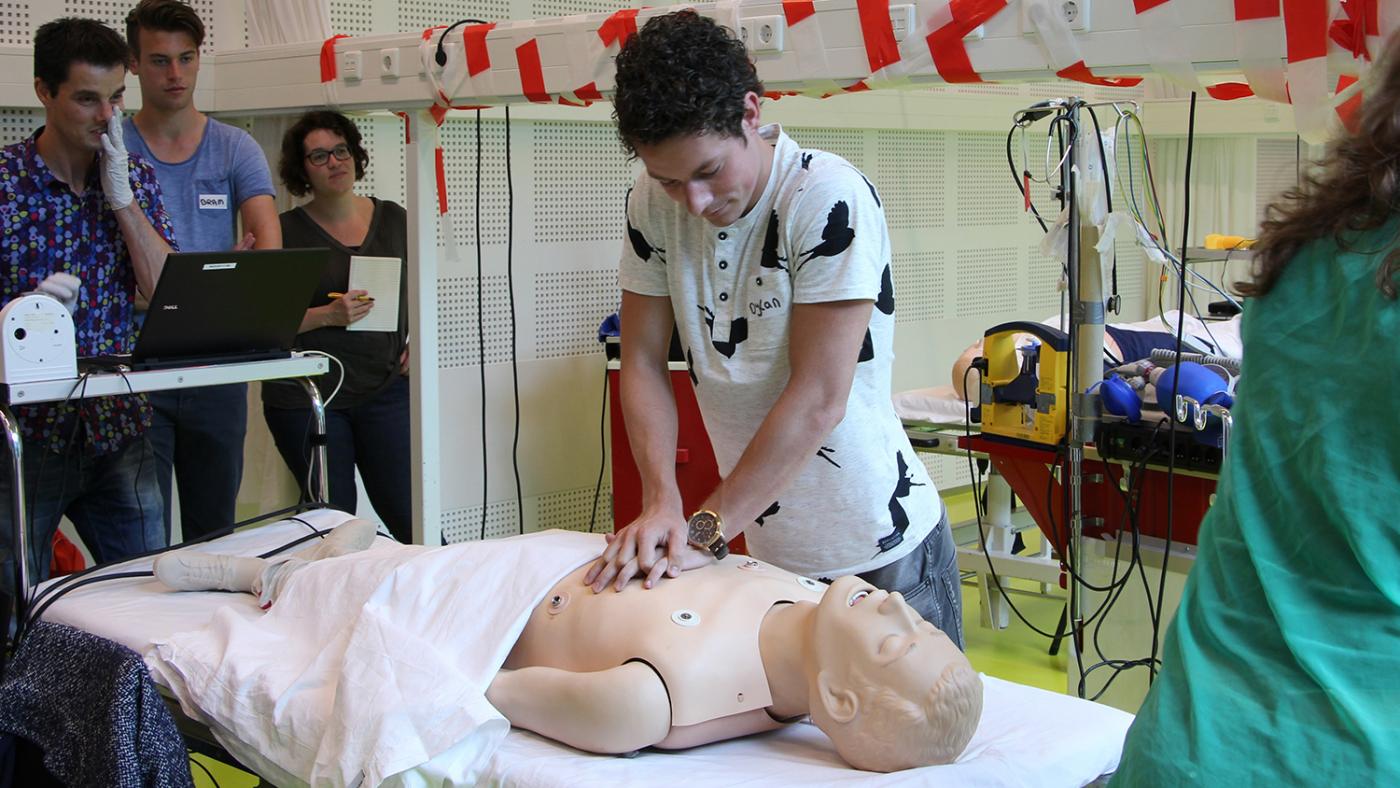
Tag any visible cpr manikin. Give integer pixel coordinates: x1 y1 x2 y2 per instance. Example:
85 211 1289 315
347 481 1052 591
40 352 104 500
154 521 984 772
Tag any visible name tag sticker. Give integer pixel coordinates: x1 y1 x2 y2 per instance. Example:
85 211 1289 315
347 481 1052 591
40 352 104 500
203 263 237 271
198 194 229 210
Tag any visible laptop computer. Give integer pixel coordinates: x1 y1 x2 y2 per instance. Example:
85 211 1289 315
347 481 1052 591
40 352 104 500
82 248 330 372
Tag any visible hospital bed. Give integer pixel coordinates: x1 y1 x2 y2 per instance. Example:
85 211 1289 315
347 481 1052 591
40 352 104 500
33 509 1133 787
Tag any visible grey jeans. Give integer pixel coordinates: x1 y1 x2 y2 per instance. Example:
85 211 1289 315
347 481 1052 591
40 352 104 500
856 510 964 650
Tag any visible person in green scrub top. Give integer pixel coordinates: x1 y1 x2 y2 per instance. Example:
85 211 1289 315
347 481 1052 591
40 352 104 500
1111 37 1400 787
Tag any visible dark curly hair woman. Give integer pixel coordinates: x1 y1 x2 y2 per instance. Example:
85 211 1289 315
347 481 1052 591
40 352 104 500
1112 33 1400 788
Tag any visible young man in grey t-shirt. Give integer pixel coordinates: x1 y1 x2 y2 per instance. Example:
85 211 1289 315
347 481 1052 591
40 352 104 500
123 0 280 541
586 11 962 647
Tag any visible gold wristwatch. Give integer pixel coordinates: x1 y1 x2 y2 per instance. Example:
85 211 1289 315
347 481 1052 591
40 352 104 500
686 510 729 560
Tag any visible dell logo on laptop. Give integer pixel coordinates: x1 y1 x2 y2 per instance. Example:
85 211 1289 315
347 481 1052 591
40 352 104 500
163 305 179 310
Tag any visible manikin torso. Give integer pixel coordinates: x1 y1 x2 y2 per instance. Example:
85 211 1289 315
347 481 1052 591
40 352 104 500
504 553 825 748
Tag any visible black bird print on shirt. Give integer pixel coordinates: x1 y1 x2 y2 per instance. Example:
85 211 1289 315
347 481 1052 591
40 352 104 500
858 328 874 363
817 446 841 468
875 264 895 315
625 188 665 263
755 500 781 526
861 174 882 207
760 211 788 273
698 305 749 359
801 152 814 170
798 201 855 270
878 451 924 553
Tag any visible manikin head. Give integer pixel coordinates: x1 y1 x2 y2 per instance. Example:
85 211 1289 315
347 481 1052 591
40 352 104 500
805 576 983 771
612 10 771 228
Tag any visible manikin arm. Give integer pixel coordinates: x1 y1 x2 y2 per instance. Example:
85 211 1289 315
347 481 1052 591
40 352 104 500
485 662 672 754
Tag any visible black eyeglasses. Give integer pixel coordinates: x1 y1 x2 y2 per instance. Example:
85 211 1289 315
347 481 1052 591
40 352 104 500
305 144 352 166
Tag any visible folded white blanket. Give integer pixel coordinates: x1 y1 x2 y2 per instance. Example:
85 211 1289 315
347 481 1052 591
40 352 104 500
151 529 606 787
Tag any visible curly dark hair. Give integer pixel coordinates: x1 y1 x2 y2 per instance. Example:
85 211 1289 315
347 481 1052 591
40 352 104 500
125 0 205 57
612 10 763 156
279 110 369 198
1244 34 1400 300
33 18 129 97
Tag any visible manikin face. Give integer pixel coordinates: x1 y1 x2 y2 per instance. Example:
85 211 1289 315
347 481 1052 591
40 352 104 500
131 28 201 113
633 92 769 228
35 62 126 156
811 576 964 705
301 128 357 197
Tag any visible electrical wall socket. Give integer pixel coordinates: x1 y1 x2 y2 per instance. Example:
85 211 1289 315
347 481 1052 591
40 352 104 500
1022 0 1091 34
739 15 784 53
340 50 362 81
379 48 401 79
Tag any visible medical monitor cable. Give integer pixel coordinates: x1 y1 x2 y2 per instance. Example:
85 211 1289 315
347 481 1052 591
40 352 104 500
1149 90 1198 686
475 108 489 541
588 367 608 533
434 19 489 67
505 105 523 536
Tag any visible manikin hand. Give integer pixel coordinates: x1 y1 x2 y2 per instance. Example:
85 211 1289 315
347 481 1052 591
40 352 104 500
585 509 712 592
34 272 81 313
99 111 133 210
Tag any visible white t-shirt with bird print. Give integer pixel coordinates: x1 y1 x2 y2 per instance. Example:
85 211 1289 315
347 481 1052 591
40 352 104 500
619 124 943 578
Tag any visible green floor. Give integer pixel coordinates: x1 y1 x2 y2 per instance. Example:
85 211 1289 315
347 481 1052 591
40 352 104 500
191 491 1066 787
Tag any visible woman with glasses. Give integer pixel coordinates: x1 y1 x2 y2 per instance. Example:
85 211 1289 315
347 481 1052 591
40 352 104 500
262 109 412 544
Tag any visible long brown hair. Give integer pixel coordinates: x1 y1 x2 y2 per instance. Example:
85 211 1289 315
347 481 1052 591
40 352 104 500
1243 34 1400 300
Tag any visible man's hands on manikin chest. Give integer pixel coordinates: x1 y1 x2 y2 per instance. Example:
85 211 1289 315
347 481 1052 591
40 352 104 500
585 508 714 593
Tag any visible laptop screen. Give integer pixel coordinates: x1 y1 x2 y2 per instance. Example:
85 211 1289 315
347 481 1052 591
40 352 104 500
131 248 330 365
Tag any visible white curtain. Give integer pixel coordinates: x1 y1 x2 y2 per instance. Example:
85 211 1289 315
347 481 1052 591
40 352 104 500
1147 137 1257 314
246 0 331 47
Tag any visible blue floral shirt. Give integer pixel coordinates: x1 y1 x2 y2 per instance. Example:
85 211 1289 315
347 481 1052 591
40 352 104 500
0 129 178 455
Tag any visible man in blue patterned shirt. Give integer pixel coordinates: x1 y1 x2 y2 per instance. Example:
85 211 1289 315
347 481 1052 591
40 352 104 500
0 18 177 592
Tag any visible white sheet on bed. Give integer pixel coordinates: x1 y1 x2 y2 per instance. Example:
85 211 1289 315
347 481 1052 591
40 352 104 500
893 385 972 426
153 528 602 787
38 517 1133 788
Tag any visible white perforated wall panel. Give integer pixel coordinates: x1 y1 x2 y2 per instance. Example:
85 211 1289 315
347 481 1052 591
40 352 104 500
875 130 945 230
0 2 29 45
439 274 516 367
890 250 944 323
331 0 376 36
787 126 867 170
1255 137 1297 229
399 0 511 33
955 247 1021 317
533 121 633 244
535 485 613 533
442 117 511 246
442 500 521 542
0 108 40 145
534 269 621 359
530 0 619 17
353 115 407 206
1025 243 1063 318
920 452 968 495
955 132 1025 228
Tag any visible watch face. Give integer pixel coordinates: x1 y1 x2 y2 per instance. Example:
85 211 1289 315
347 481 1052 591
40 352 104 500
688 511 719 545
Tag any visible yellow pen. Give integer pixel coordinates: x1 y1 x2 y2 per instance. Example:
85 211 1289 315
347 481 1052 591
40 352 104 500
327 291 374 302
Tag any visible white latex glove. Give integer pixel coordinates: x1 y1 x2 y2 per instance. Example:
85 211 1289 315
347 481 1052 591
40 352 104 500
35 272 81 313
99 111 133 210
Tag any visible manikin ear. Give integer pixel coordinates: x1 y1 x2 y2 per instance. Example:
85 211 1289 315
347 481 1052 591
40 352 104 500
816 670 860 725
